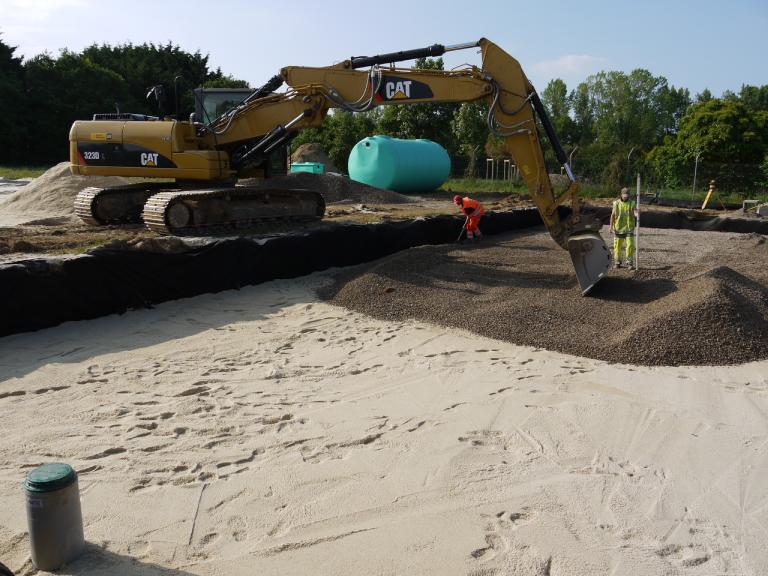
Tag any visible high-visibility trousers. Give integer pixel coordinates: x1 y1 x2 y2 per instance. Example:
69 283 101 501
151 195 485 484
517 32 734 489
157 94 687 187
466 215 482 234
614 232 636 262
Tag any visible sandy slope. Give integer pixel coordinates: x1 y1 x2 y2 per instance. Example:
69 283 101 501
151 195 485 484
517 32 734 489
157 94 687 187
0 163 127 227
0 274 767 575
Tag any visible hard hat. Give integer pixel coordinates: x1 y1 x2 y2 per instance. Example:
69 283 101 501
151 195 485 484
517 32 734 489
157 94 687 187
453 195 462 205
620 187 629 195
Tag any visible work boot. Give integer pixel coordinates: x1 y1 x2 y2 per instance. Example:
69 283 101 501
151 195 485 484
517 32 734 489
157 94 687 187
614 261 623 269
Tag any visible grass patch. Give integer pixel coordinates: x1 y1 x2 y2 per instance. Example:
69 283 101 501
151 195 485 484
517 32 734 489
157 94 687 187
443 178 616 199
0 166 49 179
653 188 768 205
442 178 527 195
444 178 768 205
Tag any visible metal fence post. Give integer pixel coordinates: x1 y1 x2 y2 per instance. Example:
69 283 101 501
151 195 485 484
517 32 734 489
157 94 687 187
691 151 702 200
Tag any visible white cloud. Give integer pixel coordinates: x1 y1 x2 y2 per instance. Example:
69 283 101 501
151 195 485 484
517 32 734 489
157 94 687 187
0 0 84 23
532 54 608 78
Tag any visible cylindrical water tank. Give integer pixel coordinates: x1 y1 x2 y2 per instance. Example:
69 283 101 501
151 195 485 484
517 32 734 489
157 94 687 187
348 136 450 193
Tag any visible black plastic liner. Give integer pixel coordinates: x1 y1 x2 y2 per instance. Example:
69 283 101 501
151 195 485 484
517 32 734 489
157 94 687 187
0 210 542 337
645 198 743 210
587 206 768 234
1 208 765 338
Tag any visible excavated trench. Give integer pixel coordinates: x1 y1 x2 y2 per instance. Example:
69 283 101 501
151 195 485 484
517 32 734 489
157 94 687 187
1 208 767 367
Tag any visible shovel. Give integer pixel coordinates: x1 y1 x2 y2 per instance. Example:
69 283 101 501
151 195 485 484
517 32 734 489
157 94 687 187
456 216 469 243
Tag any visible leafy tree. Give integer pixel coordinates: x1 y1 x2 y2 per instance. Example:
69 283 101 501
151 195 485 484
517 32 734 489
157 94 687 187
290 110 376 172
570 81 594 145
7 42 249 163
451 100 489 176
658 85 691 136
202 76 249 89
0 37 28 164
696 88 713 103
738 84 768 112
761 155 768 187
80 42 227 117
647 99 768 190
541 79 577 144
25 51 132 162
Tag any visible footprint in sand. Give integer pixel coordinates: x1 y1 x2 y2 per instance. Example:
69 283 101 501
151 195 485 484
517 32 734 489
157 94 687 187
489 386 516 396
175 386 210 397
443 402 466 412
228 516 248 542
470 509 546 573
34 385 70 394
83 447 126 460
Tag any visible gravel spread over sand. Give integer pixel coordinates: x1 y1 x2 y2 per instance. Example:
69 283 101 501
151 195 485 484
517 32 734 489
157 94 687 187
322 227 768 366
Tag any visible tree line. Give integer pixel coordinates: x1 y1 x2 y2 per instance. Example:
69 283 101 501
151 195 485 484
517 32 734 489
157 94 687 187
295 59 768 192
0 38 244 164
1 38 766 192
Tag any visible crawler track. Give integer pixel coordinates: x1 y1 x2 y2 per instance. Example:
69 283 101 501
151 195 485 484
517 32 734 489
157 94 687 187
74 183 176 225
141 187 325 235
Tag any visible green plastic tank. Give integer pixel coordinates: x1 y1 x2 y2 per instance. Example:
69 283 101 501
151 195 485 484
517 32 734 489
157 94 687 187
348 136 450 193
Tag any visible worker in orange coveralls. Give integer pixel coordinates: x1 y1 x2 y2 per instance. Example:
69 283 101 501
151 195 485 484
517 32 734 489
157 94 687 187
454 195 485 240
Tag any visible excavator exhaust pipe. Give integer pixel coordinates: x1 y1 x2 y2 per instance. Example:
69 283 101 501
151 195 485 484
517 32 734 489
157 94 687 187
567 232 612 295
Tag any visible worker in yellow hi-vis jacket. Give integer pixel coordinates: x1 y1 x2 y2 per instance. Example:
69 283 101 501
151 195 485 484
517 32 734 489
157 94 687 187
609 187 639 269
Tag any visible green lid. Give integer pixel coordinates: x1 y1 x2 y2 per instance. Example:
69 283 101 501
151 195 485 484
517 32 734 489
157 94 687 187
25 463 77 493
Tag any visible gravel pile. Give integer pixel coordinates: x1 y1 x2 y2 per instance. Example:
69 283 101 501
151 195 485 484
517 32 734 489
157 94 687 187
320 228 768 366
0 162 127 220
251 172 414 204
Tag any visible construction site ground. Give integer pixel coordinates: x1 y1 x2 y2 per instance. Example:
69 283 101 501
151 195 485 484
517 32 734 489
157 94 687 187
1 237 767 575
0 191 733 264
2 167 768 575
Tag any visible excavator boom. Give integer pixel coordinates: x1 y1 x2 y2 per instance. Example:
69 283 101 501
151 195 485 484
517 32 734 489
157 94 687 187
69 38 611 292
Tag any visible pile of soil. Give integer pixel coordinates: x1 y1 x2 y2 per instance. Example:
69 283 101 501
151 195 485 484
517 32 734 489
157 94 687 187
320 228 768 366
0 162 127 222
290 143 339 173
252 172 414 204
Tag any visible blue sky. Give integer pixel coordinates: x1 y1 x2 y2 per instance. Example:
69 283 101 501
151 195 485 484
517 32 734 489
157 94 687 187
1 0 765 97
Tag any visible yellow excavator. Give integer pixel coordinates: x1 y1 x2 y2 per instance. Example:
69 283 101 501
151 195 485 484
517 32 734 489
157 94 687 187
69 38 610 293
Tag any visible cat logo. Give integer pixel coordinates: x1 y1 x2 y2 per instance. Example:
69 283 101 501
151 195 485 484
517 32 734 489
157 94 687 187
141 152 159 167
376 76 433 102
384 80 413 100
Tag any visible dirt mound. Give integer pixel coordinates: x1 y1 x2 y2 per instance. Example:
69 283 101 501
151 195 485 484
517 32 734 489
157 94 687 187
320 228 768 366
0 162 128 222
290 143 339 173
252 172 414 204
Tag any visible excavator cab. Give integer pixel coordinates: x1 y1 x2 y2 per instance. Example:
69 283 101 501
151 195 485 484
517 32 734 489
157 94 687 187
193 88 252 123
193 87 289 178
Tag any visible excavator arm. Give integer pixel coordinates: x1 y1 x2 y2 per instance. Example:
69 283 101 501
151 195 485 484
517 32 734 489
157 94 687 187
202 38 610 292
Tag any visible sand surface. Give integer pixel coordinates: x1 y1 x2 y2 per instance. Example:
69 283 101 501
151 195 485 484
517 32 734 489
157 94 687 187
1 267 767 575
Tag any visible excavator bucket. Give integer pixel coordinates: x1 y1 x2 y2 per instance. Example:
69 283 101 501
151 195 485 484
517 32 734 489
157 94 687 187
567 232 612 295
